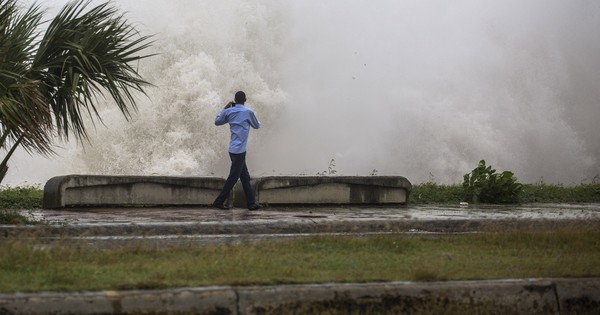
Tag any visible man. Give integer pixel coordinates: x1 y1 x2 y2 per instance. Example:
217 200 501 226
212 91 262 210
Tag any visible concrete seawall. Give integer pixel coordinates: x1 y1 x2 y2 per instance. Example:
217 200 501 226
43 175 412 209
1 278 598 314
43 175 226 208
234 176 411 208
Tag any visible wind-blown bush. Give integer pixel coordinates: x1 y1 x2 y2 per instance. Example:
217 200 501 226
462 160 523 203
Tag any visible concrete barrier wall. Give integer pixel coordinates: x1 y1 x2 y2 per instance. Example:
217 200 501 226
43 175 412 209
235 176 412 207
1 278 598 314
43 175 226 208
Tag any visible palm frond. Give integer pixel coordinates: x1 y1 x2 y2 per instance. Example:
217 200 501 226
0 0 53 154
32 0 154 141
1 0 154 182
0 79 53 155
0 0 43 91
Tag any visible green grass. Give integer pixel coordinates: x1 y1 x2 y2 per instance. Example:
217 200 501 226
0 209 38 224
410 182 600 204
1 225 599 292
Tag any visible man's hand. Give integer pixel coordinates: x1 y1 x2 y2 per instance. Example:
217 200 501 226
224 101 234 109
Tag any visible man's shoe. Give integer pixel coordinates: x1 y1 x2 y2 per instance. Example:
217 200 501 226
212 203 230 210
248 203 262 211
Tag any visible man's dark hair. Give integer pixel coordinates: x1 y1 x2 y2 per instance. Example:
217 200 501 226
234 91 246 104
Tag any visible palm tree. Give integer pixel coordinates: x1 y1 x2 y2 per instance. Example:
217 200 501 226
0 0 153 183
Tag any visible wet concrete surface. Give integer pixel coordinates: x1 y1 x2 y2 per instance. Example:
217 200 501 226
27 203 600 226
3 203 599 248
2 204 600 314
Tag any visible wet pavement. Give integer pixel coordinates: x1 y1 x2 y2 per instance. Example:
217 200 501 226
4 204 600 314
3 203 600 248
27 203 600 225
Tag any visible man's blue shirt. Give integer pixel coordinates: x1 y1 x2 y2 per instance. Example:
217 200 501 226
215 104 261 154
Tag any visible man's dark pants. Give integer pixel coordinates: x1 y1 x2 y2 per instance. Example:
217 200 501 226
214 152 256 207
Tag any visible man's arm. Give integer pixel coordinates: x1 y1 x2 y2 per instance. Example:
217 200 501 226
215 102 234 126
249 111 261 129
215 110 228 126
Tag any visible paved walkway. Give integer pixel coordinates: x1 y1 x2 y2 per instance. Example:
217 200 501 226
29 203 600 225
3 204 600 314
3 203 598 248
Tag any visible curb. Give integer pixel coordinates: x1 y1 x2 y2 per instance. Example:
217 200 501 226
1 278 598 314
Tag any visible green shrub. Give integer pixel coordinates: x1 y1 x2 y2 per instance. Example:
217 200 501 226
0 185 43 210
410 182 464 204
462 160 523 204
520 183 600 203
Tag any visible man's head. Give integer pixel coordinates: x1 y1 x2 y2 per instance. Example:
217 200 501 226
234 91 246 104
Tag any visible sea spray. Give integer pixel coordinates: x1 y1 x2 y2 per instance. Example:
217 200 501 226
5 0 600 185
73 0 288 177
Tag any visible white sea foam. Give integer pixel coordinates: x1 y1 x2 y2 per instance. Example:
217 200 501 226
5 0 600 185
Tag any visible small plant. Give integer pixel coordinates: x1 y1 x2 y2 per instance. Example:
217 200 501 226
327 159 337 175
317 159 337 176
462 160 523 203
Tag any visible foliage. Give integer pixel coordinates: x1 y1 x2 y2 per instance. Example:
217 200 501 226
0 185 42 224
410 182 464 204
316 158 337 175
520 183 600 203
0 0 153 183
0 185 42 209
462 160 523 203
411 182 600 204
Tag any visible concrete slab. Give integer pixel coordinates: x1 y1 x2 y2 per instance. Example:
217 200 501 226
2 279 599 314
555 277 600 314
235 176 412 207
237 280 560 315
43 175 226 208
0 287 237 315
43 175 412 209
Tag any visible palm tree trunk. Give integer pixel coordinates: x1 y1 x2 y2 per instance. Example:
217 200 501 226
0 132 24 184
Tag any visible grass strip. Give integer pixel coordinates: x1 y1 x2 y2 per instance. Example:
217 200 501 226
1 226 599 293
0 209 38 224
410 182 600 204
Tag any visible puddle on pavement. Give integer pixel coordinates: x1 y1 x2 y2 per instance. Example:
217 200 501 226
18 203 600 228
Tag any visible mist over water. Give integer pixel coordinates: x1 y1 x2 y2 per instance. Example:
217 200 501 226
6 0 600 185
